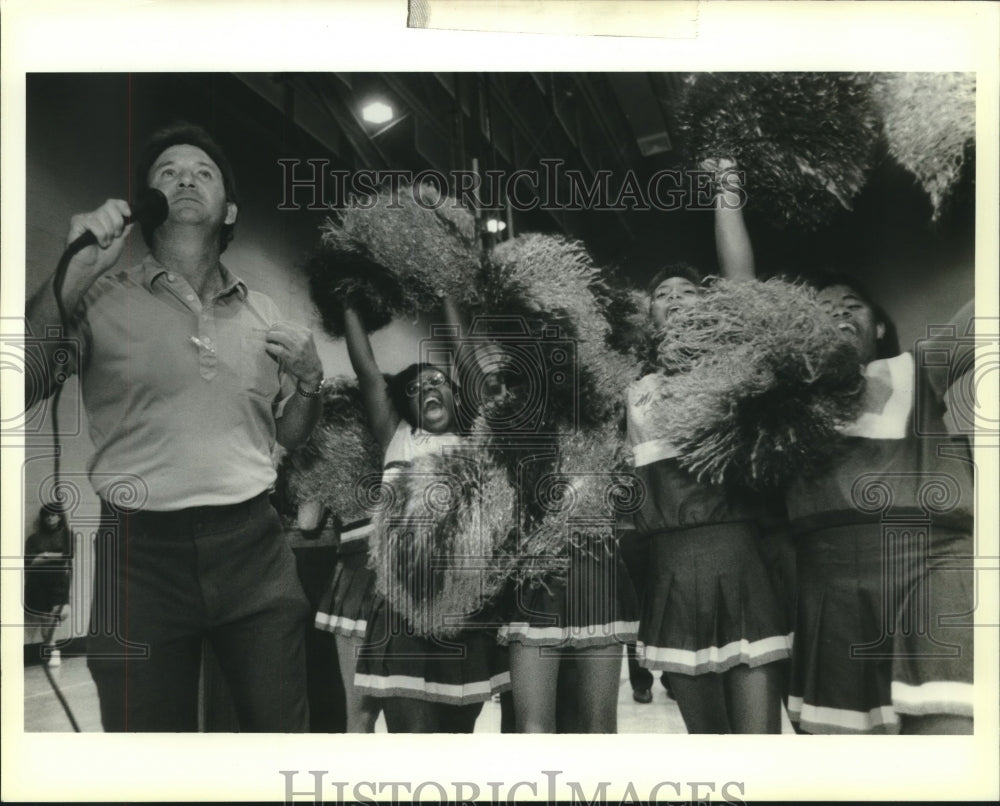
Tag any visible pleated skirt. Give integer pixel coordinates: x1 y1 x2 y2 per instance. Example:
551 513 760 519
498 533 640 649
637 521 792 675
314 529 376 640
788 522 974 734
354 596 511 705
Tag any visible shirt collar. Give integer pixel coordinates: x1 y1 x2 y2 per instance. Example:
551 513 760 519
141 253 249 301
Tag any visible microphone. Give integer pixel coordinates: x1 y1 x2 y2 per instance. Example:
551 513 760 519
53 186 170 335
66 187 170 254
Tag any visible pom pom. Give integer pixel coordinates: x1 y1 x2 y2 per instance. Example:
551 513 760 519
492 423 639 588
649 278 864 488
319 184 480 317
674 72 880 229
870 72 976 220
549 424 636 520
304 246 404 336
486 234 602 329
367 444 518 637
280 377 383 521
595 276 657 373
481 234 641 429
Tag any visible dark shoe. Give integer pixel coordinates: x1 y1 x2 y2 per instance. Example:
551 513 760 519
660 674 675 700
632 687 653 704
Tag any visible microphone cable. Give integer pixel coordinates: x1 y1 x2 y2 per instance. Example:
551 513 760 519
40 655 81 732
48 188 168 484
38 188 168 731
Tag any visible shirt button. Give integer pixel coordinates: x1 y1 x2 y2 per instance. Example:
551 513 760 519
166 274 175 282
186 294 195 302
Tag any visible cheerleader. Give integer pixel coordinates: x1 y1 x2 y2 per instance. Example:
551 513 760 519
786 276 974 734
339 299 510 733
628 162 791 733
300 381 384 733
313 511 382 733
493 321 641 734
497 501 640 733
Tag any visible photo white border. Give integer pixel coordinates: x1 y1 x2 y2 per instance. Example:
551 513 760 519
2 1 998 802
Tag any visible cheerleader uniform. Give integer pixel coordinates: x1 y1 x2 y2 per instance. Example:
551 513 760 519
497 457 640 651
627 373 792 675
314 422 464 640
314 518 376 639
353 421 511 705
785 352 974 733
497 536 640 650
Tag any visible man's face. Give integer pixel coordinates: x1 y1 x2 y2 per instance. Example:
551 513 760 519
147 144 237 235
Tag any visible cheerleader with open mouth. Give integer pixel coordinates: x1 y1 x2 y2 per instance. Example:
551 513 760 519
342 296 510 733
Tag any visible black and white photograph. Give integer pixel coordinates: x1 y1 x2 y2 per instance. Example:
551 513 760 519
2 1 998 803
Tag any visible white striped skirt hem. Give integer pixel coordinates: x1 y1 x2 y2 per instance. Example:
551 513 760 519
891 681 974 718
637 633 793 675
787 697 899 734
314 611 367 639
497 620 638 648
354 671 512 705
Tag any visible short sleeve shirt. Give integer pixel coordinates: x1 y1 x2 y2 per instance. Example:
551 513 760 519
75 255 285 510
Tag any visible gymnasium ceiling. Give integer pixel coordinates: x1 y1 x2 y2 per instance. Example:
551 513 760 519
233 71 974 280
236 72 692 262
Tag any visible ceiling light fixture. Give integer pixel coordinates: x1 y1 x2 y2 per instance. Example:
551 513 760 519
361 100 394 125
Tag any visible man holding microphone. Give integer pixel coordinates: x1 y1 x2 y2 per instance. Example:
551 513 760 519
25 122 323 732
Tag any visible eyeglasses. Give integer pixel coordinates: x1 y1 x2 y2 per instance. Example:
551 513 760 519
405 372 449 398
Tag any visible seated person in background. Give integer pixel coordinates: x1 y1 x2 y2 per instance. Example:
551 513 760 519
24 503 73 666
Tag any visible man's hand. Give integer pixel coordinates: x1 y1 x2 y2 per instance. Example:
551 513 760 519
25 198 140 409
64 199 136 290
264 322 323 386
271 322 324 449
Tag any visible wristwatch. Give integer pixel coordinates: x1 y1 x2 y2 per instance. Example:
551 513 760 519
296 376 325 398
